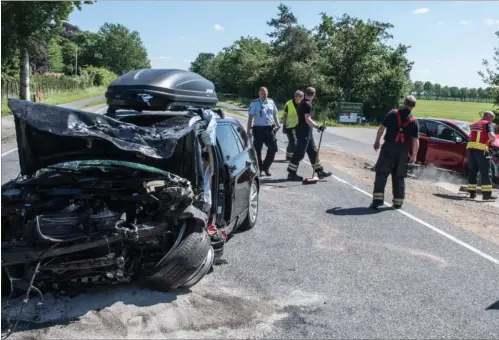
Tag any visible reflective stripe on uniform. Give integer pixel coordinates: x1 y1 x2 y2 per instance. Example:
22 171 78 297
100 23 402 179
392 198 404 205
467 120 490 152
312 161 323 170
467 184 477 192
286 152 293 158
482 184 493 192
466 141 489 151
285 100 298 128
373 192 384 200
288 163 299 171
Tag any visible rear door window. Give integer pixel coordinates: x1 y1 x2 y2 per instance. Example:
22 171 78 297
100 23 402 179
216 124 242 161
417 119 428 135
231 124 248 149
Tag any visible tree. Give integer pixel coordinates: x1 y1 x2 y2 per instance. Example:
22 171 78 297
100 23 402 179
1 1 92 99
441 85 450 99
423 81 433 98
189 53 215 75
478 30 499 106
413 81 424 96
449 86 460 99
95 23 150 75
459 87 469 101
433 83 442 99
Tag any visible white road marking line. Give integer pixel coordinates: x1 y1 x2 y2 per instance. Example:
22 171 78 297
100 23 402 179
97 107 108 114
277 147 499 265
2 148 18 157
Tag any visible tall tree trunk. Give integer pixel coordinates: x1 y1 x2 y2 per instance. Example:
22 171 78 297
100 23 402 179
19 44 30 100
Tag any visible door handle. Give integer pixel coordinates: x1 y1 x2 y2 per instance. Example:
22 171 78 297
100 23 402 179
245 160 251 167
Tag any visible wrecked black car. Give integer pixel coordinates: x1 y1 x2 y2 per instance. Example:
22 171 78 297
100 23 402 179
1 70 260 299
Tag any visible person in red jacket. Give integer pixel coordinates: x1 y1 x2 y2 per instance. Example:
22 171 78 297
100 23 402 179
466 111 497 200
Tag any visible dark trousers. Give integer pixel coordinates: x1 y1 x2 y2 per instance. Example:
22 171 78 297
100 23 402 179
287 127 324 174
252 126 278 171
372 143 409 206
285 128 296 160
467 148 493 197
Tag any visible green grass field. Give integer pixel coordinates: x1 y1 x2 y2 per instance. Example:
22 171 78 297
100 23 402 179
410 99 495 122
1 86 105 116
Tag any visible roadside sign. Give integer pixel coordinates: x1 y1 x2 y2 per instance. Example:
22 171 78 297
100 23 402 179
338 102 363 123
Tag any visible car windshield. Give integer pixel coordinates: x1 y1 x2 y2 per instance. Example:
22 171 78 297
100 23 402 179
455 122 471 135
38 160 172 177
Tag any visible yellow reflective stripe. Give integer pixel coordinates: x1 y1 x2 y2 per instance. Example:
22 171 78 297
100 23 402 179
373 193 384 198
286 152 293 157
467 184 477 188
482 185 493 192
285 100 298 128
288 163 298 170
466 142 489 151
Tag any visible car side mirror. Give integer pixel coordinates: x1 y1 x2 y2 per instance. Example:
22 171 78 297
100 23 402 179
454 136 463 143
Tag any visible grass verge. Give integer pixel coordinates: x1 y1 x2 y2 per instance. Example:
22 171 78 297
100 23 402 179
1 86 105 116
413 99 495 122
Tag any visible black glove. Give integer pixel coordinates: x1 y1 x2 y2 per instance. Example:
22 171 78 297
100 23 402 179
317 125 326 132
282 126 288 134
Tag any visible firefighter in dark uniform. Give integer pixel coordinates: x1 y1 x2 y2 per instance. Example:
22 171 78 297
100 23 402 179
370 95 420 209
282 90 304 161
287 87 332 181
246 86 280 176
466 111 497 200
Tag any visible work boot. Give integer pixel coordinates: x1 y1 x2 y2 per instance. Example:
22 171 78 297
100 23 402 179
482 192 497 200
287 172 303 182
260 169 271 177
469 192 477 199
392 204 403 209
316 169 332 179
369 201 383 209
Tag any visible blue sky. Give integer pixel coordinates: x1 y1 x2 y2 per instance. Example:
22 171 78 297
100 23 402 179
68 1 499 88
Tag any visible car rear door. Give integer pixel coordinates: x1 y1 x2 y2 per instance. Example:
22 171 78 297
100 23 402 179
215 123 247 223
424 120 467 171
416 119 429 163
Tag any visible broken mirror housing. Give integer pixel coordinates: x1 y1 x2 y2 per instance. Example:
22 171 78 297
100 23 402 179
105 69 219 111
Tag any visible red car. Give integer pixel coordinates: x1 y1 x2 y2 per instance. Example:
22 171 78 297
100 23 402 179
415 118 499 183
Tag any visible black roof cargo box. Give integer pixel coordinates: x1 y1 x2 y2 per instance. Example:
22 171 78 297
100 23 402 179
105 69 218 111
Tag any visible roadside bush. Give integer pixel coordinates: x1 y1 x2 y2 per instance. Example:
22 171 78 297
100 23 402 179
81 66 117 87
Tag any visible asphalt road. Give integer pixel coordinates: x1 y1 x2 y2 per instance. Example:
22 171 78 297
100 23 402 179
2 103 499 339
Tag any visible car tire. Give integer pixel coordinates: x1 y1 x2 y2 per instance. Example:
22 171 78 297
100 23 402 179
146 226 213 292
239 179 259 231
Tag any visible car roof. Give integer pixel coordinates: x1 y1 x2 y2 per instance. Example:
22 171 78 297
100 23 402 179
420 117 470 125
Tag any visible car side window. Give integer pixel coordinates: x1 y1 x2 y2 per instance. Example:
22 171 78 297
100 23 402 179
417 119 428 135
427 121 462 142
425 120 439 138
216 124 242 161
232 124 249 149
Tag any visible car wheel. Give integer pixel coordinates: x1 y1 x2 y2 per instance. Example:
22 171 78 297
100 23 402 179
146 225 213 292
239 179 259 231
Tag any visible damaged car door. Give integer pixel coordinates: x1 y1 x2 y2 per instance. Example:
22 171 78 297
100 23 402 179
215 123 248 225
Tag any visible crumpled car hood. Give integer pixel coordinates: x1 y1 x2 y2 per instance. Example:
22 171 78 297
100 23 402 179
8 99 194 175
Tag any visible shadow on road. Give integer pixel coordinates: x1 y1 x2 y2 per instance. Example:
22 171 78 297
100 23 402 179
486 300 499 310
326 206 391 216
433 193 468 201
1 284 190 335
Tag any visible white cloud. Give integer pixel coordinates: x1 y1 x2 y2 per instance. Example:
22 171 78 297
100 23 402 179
485 19 499 25
155 56 172 60
459 20 470 25
179 36 185 40
435 60 441 63
412 8 429 15
437 21 445 25
213 24 224 31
